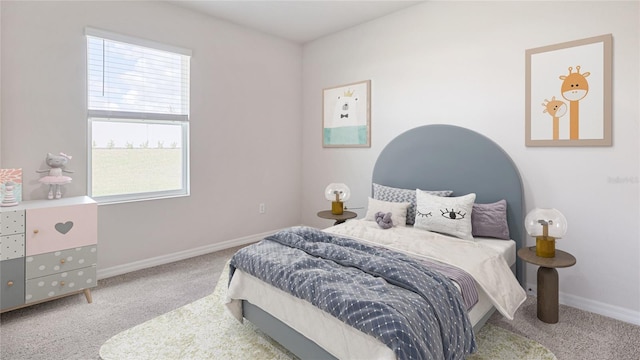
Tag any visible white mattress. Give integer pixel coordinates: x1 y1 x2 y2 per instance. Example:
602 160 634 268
226 222 524 359
475 237 516 267
401 225 517 268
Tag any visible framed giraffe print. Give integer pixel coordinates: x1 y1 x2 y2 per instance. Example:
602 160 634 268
322 80 371 148
525 34 612 146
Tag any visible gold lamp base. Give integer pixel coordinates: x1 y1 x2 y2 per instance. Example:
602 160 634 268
331 201 344 215
536 236 556 258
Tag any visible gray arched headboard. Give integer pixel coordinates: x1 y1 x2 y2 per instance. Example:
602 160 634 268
372 124 525 285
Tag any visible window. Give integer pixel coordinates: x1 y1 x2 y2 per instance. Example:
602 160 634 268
86 28 191 203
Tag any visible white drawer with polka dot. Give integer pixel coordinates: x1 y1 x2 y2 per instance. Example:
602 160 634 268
0 210 25 236
0 233 25 260
25 266 97 304
25 245 97 279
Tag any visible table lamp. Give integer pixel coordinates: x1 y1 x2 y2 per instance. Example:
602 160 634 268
324 183 351 215
525 208 567 258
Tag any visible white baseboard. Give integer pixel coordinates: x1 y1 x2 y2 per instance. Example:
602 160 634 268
526 282 640 326
97 228 282 280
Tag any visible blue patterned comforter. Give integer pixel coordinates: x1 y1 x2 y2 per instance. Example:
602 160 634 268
229 226 476 360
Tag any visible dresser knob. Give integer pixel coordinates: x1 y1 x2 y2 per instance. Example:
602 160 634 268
33 229 39 234
60 259 66 264
60 281 65 287
7 281 13 287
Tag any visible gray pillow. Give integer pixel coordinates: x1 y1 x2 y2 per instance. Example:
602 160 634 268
471 200 510 240
372 183 453 225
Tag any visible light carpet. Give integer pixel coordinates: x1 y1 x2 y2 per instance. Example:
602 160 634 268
99 266 557 360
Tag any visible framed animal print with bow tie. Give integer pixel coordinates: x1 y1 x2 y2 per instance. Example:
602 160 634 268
322 80 371 148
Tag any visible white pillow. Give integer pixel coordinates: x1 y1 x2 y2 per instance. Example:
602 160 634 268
364 197 410 227
372 183 453 225
414 191 476 239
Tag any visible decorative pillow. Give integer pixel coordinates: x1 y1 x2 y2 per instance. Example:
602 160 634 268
364 198 410 227
414 191 476 240
372 183 453 225
471 200 510 240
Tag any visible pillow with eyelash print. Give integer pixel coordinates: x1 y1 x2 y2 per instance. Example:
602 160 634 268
414 191 476 240
375 211 393 229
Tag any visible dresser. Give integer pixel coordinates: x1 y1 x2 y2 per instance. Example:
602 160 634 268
1 196 97 312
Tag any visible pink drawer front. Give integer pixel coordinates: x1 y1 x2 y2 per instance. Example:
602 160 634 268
26 203 97 256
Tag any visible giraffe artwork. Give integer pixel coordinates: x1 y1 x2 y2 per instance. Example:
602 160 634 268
541 96 567 140
559 66 590 140
525 34 611 146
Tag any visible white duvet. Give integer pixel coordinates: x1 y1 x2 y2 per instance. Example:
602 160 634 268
324 220 526 320
226 221 527 359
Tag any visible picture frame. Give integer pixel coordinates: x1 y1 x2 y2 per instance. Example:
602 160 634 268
525 34 612 147
322 80 371 148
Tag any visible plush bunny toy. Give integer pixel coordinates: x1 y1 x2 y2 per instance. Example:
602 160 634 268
36 152 73 199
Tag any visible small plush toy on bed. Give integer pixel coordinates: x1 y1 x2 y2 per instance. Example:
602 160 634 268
374 211 393 229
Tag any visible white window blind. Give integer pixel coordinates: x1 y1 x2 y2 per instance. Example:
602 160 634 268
86 28 190 119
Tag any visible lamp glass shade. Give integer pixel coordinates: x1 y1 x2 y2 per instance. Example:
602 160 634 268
524 208 567 239
324 183 351 202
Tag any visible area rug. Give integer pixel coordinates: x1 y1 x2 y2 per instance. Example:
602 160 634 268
100 266 557 360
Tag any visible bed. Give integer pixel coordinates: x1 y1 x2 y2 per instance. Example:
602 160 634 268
226 124 527 359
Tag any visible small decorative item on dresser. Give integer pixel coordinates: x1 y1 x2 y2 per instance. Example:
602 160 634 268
36 153 74 200
1 182 19 207
0 168 22 207
324 183 351 215
524 208 567 258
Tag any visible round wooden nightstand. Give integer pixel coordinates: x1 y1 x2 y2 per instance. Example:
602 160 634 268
316 210 357 225
517 246 576 324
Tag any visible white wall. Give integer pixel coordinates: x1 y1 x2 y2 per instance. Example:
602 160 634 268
301 1 639 324
0 2 302 270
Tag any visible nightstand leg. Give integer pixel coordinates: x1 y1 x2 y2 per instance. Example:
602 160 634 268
537 267 559 323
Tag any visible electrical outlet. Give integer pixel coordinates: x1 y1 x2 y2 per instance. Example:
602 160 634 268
527 286 537 296
259 203 266 214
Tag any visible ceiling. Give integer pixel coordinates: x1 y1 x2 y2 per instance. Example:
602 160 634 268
167 1 424 44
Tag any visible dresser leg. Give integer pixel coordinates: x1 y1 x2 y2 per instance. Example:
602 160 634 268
537 267 559 323
83 289 93 304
